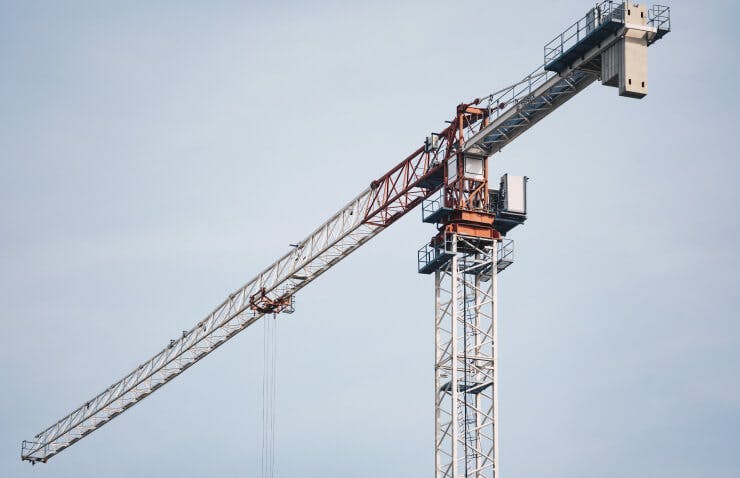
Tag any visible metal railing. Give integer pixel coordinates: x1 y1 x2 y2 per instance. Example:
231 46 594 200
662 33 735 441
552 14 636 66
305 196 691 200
648 4 671 32
470 66 556 143
418 235 454 273
497 239 515 270
543 2 671 68
421 188 446 223
544 0 625 67
418 235 516 274
417 242 437 272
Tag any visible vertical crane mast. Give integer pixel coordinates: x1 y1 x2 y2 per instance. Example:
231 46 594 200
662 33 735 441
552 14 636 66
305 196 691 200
21 1 670 467
419 2 671 477
420 104 522 478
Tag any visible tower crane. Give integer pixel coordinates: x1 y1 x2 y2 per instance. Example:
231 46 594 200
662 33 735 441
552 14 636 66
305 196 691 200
21 2 671 476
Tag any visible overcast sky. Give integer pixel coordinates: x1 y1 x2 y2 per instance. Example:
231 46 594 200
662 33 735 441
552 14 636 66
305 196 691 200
1 1 738 477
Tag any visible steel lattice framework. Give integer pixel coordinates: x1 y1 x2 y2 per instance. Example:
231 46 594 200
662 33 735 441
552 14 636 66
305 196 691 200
21 1 671 466
435 235 502 478
21 137 452 463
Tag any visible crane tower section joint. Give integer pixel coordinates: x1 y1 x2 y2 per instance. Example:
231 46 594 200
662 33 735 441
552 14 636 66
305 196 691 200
418 165 527 275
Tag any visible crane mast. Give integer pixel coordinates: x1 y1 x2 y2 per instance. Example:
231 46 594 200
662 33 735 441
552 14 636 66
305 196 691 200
423 4 670 476
21 1 671 472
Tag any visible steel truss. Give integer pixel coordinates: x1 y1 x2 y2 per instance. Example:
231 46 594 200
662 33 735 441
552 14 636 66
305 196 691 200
21 140 453 462
435 234 504 478
20 188 385 462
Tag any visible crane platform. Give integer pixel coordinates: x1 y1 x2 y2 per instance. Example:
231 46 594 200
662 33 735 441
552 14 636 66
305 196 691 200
545 1 671 73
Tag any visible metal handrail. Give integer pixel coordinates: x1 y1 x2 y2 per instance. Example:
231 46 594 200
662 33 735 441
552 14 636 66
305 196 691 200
477 65 557 134
498 239 515 265
421 189 445 222
648 4 671 31
543 0 625 66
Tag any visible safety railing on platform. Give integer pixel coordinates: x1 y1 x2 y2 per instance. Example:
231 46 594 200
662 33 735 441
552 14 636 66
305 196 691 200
476 68 551 130
421 189 444 223
497 239 515 272
418 235 516 274
648 4 671 32
543 0 625 67
418 235 454 274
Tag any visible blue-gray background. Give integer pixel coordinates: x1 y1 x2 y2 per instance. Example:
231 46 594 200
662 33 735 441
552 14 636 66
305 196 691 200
1 1 738 476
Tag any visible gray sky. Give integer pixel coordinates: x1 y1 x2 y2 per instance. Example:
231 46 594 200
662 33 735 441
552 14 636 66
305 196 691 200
1 1 738 476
